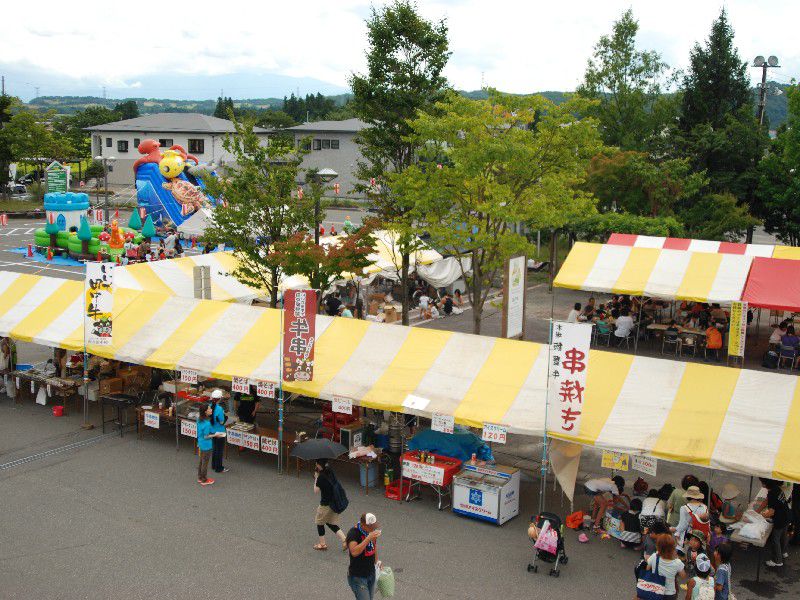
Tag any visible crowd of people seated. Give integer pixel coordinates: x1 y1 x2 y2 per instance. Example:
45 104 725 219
412 280 464 320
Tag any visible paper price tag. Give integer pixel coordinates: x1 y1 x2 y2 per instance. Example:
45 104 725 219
47 384 52 396
226 428 243 447
241 432 260 451
260 436 279 455
180 369 198 384
144 411 160 429
231 376 249 394
257 381 276 399
332 395 352 415
431 413 454 435
180 419 197 438
632 455 657 477
31 381 35 393
481 423 507 444
15 377 20 389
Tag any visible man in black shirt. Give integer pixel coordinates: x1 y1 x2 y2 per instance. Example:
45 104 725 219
763 480 790 567
324 293 342 316
346 512 381 599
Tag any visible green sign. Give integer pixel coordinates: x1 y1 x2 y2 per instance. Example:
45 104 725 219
46 161 68 193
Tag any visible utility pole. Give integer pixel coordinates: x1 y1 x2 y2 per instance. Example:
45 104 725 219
753 55 780 127
34 86 40 99
1 76 5 95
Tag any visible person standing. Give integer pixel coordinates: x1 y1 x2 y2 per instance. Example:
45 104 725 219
644 534 686 600
210 389 228 474
346 513 381 600
196 403 215 486
713 542 733 600
313 458 347 551
762 479 791 567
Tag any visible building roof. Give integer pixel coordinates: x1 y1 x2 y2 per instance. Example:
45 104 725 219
85 112 268 134
284 118 367 133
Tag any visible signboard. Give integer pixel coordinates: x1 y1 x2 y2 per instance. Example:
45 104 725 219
453 483 500 522
260 435 279 455
402 458 445 486
632 454 658 477
282 289 317 382
241 432 260 451
502 255 526 339
226 428 243 447
728 301 748 357
256 380 276 399
601 450 629 471
180 419 197 438
231 376 249 394
46 161 69 193
180 369 198 385
332 395 353 415
431 413 454 435
481 423 508 444
548 321 592 436
92 209 105 224
84 263 113 346
144 411 160 429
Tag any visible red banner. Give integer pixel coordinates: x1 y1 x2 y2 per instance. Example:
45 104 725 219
282 289 317 382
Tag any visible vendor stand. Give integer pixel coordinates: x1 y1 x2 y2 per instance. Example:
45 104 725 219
452 463 520 525
9 366 81 412
401 450 461 510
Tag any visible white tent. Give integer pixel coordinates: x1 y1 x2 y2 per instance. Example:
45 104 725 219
177 208 213 238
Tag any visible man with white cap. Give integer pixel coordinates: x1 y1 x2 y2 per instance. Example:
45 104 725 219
345 512 381 600
210 389 228 474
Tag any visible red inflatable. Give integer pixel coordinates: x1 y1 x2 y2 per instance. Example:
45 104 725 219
133 139 162 172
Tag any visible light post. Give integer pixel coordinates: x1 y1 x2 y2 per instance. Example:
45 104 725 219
93 155 116 222
752 55 780 127
308 167 338 244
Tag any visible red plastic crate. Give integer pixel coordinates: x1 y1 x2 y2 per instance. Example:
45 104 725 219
384 479 411 501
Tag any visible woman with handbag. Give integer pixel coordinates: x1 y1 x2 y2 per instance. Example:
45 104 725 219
639 534 686 600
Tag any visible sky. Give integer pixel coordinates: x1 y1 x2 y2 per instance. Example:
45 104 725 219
1 0 798 100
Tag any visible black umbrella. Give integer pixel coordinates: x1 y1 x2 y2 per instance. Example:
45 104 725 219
290 438 347 460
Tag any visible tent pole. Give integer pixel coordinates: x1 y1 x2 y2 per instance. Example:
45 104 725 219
278 302 285 474
634 295 644 355
540 281 557 515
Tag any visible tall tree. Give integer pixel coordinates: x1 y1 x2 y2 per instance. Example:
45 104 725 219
391 91 602 334
350 0 450 325
578 9 670 150
1 110 75 176
0 93 15 196
113 100 139 120
202 117 314 307
54 106 119 157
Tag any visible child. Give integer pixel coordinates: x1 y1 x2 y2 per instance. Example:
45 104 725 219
196 403 215 486
685 553 714 600
618 498 643 549
713 542 733 600
684 530 707 575
643 521 671 561
709 525 729 555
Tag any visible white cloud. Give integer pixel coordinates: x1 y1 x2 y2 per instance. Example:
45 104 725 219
2 0 798 94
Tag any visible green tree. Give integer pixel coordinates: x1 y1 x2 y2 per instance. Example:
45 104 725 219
0 93 16 196
213 97 235 119
141 215 156 240
53 106 119 157
391 91 602 334
256 110 296 130
570 212 685 242
113 100 139 120
2 110 76 177
350 0 450 325
578 9 671 150
681 192 759 241
77 216 93 255
202 117 313 307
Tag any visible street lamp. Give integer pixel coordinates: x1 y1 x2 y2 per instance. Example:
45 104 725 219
308 168 338 244
93 155 116 222
752 55 780 126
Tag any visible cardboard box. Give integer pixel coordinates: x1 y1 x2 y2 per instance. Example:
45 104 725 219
384 305 398 323
99 377 123 395
368 300 381 316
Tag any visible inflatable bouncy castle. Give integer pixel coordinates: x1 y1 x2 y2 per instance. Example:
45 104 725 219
134 139 220 227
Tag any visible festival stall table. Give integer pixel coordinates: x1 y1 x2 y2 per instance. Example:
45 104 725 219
452 463 520 525
136 405 177 439
100 393 138 436
730 521 774 583
9 367 81 411
401 451 462 510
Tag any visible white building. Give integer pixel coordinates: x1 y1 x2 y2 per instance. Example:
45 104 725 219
85 113 269 186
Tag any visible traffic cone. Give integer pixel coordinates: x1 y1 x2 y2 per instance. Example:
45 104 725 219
115 255 120 264
191 236 196 248
27 244 33 258
46 247 53 261
97 251 102 262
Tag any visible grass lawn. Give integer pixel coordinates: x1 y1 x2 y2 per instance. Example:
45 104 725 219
0 199 43 212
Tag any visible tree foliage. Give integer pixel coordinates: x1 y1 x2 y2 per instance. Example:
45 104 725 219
2 110 75 165
53 106 120 157
391 90 602 334
681 192 759 242
113 100 139 120
213 96 235 119
202 117 314 307
569 212 685 242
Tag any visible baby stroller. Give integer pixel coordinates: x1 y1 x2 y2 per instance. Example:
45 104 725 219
527 512 568 577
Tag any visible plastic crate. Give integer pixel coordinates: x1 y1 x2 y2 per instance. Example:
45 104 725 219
384 479 411 501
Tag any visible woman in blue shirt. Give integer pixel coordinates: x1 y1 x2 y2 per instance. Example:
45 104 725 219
197 403 215 486
210 390 228 474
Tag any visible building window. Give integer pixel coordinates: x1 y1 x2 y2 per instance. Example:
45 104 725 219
158 138 174 148
117 140 129 153
321 139 331 150
188 139 205 154
312 139 321 151
134 138 141 148
331 139 340 150
105 137 112 147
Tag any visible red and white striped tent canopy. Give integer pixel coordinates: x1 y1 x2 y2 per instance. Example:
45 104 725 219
607 233 775 257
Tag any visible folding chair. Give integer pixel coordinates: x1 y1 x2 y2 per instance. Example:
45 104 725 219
680 334 698 358
661 331 681 356
778 345 797 371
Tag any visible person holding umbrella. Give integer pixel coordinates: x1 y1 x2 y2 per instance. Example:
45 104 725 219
313 458 347 551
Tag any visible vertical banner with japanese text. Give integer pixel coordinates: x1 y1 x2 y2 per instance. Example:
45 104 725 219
502 255 526 339
728 301 747 357
85 263 114 346
282 289 317 382
548 321 592 436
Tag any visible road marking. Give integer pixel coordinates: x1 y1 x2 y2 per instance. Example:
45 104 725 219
0 260 83 277
24 228 36 234
0 432 118 471
3 228 19 235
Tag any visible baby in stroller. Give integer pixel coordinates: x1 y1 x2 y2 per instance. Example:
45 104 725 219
527 512 568 577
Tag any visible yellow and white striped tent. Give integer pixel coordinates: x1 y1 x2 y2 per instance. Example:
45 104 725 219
1 270 798 482
114 252 263 303
554 242 752 303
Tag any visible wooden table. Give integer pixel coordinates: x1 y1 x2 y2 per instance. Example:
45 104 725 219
646 323 705 336
9 370 80 412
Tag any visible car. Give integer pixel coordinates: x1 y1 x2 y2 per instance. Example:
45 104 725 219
16 173 38 185
9 183 27 195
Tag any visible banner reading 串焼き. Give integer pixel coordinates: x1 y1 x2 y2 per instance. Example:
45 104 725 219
548 321 592 437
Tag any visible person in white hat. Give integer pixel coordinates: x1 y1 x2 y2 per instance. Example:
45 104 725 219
718 484 741 525
210 389 228 474
685 552 714 599
673 486 709 548
345 512 381 600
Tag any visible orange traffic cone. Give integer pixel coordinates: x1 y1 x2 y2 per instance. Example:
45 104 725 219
192 236 196 248
27 244 33 257
97 251 102 262
46 247 53 261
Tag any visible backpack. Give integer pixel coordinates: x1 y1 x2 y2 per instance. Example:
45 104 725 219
696 578 715 600
329 471 349 514
688 505 711 541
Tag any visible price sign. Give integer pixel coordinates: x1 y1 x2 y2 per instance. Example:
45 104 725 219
231 376 249 394
47 384 52 396
241 432 260 451
144 411 160 429
332 395 352 415
180 419 197 438
226 428 243 447
482 423 508 444
257 380 276 399
180 369 198 384
402 458 445 486
260 435 279 455
15 377 20 389
30 381 35 393
632 455 658 477
431 413 454 435
601 450 629 471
